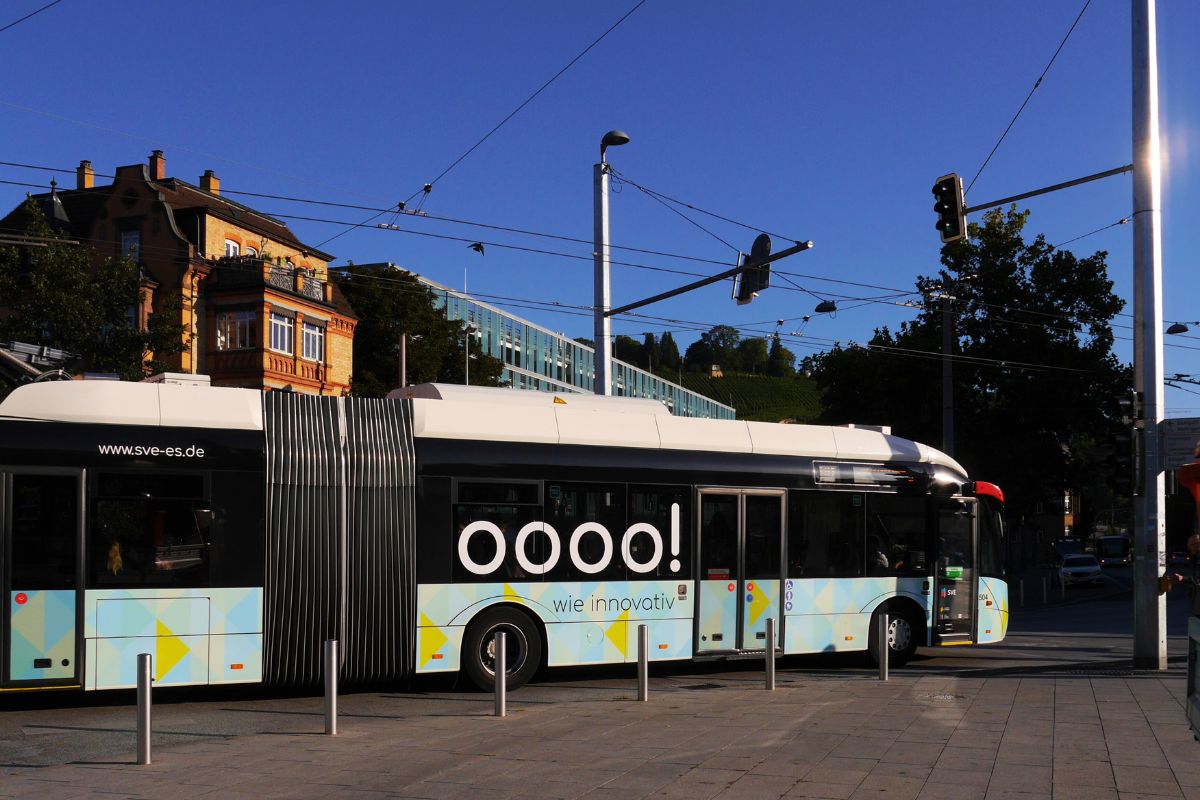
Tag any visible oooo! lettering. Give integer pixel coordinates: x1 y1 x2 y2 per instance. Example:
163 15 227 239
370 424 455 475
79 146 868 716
458 503 682 576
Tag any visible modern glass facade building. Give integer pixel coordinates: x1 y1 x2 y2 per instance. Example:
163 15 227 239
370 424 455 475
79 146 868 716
414 273 735 419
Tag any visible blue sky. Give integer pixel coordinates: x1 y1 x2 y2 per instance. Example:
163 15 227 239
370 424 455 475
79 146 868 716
2 1 1197 415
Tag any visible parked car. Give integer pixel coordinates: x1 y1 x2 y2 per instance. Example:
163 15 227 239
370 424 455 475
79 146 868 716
1059 554 1104 586
1169 551 1192 568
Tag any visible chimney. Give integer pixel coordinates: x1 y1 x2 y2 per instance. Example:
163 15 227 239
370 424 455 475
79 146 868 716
76 160 94 190
148 150 165 180
200 169 220 195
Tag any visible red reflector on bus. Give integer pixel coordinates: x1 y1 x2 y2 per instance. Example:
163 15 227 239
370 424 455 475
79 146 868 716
986 600 993 607
230 663 243 670
658 644 668 650
985 630 991 634
844 635 853 641
432 653 444 660
14 593 27 605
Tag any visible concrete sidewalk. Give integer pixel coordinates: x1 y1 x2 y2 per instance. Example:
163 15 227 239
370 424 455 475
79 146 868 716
2 665 1196 800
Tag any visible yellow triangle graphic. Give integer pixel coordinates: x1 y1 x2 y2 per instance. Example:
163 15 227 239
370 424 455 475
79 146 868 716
748 582 770 625
155 620 189 680
553 396 567 404
503 584 522 603
605 610 630 658
418 613 448 667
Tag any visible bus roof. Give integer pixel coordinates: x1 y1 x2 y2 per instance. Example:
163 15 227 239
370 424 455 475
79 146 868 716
406 384 966 472
0 380 966 473
0 379 264 430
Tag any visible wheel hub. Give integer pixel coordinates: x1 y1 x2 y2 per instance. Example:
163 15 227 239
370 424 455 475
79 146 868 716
889 616 912 651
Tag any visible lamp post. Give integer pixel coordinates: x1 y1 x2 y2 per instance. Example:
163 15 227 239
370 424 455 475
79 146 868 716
464 323 478 386
399 333 422 389
1132 0 1167 670
594 129 630 396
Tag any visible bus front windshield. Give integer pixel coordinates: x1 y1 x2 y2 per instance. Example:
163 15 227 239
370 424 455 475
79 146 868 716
978 495 1005 577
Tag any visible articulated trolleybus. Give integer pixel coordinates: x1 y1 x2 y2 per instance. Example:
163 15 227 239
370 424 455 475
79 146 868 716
0 380 1007 693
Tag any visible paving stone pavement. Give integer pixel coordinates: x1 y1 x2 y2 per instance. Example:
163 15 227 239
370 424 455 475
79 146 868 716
1 669 1196 800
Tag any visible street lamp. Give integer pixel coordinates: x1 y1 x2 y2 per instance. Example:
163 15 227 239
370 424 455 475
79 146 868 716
594 129 630 396
463 323 478 385
399 333 422 389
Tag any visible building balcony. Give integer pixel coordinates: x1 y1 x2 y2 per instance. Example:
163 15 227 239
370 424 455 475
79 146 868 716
210 256 332 305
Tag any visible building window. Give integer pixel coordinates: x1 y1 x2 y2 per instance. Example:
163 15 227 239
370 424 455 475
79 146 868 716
216 310 257 351
224 239 240 257
269 312 294 354
120 230 140 259
301 321 325 362
246 246 258 257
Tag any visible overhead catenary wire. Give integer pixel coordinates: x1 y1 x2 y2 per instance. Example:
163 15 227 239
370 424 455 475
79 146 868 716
0 164 1162 347
332 266 1126 377
3 157 1131 315
607 166 805 244
965 0 1093 194
316 0 648 250
0 0 66 35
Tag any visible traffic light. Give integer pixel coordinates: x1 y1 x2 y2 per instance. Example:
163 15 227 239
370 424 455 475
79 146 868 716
1116 389 1144 427
1108 387 1145 497
932 173 966 244
1109 427 1134 495
734 233 772 305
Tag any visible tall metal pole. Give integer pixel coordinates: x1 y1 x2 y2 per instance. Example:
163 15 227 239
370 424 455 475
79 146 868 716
941 291 954 457
400 332 407 389
593 161 613 396
1132 0 1167 670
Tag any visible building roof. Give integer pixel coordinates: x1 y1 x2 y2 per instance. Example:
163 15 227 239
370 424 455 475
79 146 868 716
0 167 334 262
155 178 335 262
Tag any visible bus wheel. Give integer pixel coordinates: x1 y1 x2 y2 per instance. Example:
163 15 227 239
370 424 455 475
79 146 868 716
867 605 920 667
462 607 542 691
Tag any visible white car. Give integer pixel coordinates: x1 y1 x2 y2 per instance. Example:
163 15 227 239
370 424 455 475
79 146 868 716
1060 554 1104 586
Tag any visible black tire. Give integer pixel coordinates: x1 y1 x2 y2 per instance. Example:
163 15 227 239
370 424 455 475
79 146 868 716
867 604 920 667
461 606 542 691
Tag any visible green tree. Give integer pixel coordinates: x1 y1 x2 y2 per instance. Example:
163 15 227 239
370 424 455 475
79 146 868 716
766 334 796 377
334 265 505 396
811 207 1127 523
0 200 187 381
684 324 741 373
613 335 643 367
642 332 659 372
658 332 680 371
737 337 769 373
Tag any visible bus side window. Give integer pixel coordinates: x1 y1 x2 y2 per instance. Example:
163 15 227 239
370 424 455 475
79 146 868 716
452 480 542 583
788 491 864 579
543 483 627 581
629 485 690 580
89 472 210 589
865 494 929 576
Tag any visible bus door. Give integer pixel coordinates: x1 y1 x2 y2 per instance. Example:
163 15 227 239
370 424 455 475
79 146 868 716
695 489 785 654
1 469 84 688
934 497 977 645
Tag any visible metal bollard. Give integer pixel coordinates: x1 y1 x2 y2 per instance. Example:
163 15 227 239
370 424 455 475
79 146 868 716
1060 576 1066 601
494 631 507 717
1020 579 1025 607
637 624 649 702
324 639 338 735
136 653 152 765
1042 577 1048 604
877 614 889 681
765 618 776 691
